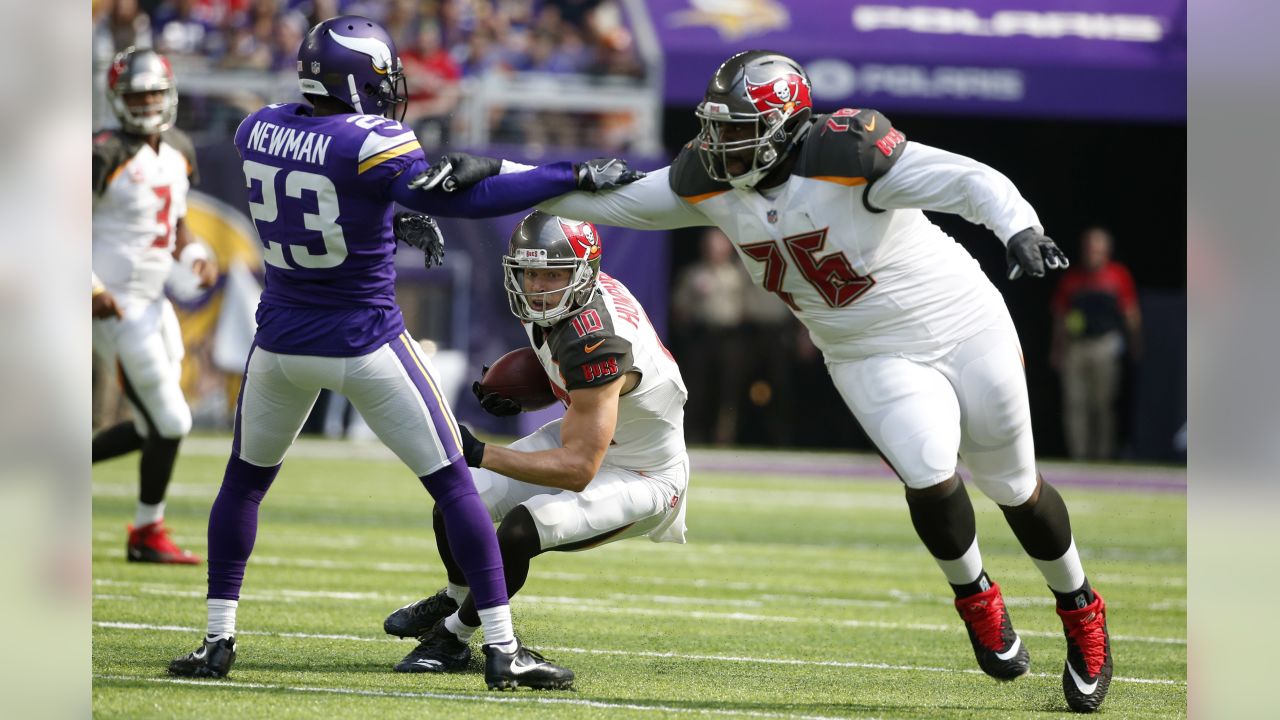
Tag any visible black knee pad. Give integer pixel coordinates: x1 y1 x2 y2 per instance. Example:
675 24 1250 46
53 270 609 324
496 506 543 561
905 475 977 561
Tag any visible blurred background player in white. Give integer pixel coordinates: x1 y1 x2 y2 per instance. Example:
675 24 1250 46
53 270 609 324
92 46 218 565
430 51 1115 714
382 212 687 688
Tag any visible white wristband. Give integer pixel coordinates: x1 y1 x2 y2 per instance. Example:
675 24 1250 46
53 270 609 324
179 242 211 268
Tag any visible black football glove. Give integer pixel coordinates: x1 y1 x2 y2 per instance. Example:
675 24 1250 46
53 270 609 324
471 366 523 417
393 212 445 269
408 152 503 192
574 158 646 192
458 424 486 468
1006 227 1070 280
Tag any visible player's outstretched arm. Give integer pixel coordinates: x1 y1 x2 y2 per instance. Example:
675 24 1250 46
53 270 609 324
391 157 579 218
537 167 712 231
392 156 648 219
459 377 626 492
866 142 1069 279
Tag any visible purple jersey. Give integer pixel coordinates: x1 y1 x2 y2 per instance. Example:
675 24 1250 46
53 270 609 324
233 102 578 356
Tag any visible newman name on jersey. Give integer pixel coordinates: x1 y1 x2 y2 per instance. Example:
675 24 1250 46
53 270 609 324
524 272 687 473
232 103 424 357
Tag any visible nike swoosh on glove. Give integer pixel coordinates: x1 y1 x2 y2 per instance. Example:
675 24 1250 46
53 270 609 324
575 158 646 192
408 152 503 192
1006 227 1070 280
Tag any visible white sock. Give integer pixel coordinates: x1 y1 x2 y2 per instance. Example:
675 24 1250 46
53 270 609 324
445 612 479 642
134 501 165 528
935 538 986 586
207 598 237 640
477 605 515 648
1032 538 1087 594
446 583 470 604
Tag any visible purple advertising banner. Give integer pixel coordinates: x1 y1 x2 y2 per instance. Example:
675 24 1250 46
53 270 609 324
648 0 1186 121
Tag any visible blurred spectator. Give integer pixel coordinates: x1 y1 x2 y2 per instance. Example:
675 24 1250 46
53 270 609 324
671 229 748 445
738 283 797 446
151 0 222 58
402 20 462 148
218 0 278 70
1051 227 1143 461
94 0 153 59
95 0 649 152
269 11 309 71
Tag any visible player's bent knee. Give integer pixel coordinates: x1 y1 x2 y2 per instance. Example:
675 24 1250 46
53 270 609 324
972 470 1037 506
497 506 544 559
152 405 192 439
902 470 959 494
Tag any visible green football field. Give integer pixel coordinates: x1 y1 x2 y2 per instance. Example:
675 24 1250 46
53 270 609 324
92 437 1186 719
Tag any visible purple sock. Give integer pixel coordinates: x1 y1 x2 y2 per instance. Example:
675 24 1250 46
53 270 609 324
207 456 280 601
421 458 508 610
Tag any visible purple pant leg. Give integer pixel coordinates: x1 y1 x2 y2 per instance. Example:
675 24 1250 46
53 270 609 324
207 456 280 601
421 457 508 610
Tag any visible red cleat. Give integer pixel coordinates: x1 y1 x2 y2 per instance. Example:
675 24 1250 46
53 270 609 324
1057 590 1113 713
126 521 201 565
954 582 1030 680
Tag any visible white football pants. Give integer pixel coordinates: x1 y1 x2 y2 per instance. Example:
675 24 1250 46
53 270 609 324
827 318 1038 506
92 296 192 439
232 331 463 476
471 419 689 550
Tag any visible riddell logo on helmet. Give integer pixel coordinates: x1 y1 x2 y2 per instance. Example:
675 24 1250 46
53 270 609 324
560 220 602 261
746 74 812 114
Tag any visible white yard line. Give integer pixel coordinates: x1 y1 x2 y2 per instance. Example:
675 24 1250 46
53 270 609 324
91 568 1186 614
92 585 1186 645
94 622 1183 687
93 542 1187 586
94 673 870 720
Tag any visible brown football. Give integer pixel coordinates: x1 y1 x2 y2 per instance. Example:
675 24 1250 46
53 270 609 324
477 347 558 410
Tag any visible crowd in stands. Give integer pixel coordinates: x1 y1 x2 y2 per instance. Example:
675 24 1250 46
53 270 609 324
92 0 647 149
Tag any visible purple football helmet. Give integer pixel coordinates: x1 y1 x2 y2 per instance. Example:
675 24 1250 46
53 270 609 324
297 15 407 119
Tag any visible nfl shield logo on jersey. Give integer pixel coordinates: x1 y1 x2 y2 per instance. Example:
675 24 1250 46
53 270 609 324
311 61 321 74
767 209 778 224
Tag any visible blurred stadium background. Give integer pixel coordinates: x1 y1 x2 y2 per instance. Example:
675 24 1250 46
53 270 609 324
89 0 1187 463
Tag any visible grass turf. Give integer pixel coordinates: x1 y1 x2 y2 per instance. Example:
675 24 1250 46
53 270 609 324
92 438 1186 719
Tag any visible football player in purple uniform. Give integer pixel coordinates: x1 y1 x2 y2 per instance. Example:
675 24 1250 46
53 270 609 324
428 51 1113 713
167 15 641 689
92 47 218 565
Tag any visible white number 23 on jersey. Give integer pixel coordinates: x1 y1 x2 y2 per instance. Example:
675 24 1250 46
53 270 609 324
242 160 347 270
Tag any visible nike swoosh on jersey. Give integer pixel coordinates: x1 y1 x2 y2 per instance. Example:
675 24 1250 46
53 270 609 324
584 339 606 353
863 116 877 132
1066 661 1099 694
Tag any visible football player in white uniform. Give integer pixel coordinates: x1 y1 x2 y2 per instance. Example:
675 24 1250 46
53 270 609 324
92 47 217 564
422 51 1113 713
382 212 689 679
